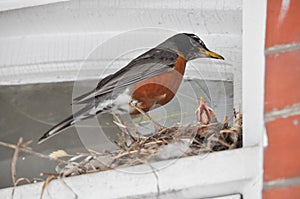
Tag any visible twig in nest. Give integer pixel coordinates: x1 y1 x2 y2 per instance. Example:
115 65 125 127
11 138 24 199
130 102 163 131
40 172 60 177
11 137 23 186
113 113 137 142
60 178 78 199
233 108 237 119
209 137 231 148
0 139 69 165
11 177 44 198
115 130 129 150
235 113 243 126
14 177 32 185
0 137 72 198
40 175 55 199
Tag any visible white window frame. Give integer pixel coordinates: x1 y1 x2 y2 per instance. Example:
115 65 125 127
0 0 267 198
0 0 69 12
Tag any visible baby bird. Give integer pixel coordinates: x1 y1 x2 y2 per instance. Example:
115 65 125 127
196 97 218 124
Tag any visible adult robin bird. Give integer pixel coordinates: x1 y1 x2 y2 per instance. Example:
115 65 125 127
39 33 224 143
196 96 218 124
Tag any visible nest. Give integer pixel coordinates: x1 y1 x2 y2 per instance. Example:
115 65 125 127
52 110 242 177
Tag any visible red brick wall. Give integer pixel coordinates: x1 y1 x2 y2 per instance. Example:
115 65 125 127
264 0 300 198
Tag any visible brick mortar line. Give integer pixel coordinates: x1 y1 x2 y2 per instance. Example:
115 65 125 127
264 103 300 122
265 42 300 55
264 177 300 190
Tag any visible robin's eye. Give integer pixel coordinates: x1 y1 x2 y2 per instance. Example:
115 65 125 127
198 40 204 46
191 35 200 41
190 35 205 47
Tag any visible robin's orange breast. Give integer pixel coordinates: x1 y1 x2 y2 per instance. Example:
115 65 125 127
131 55 187 114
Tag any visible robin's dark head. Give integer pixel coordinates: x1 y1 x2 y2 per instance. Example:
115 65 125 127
159 33 224 61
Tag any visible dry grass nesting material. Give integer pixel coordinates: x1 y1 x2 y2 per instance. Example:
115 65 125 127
51 110 242 177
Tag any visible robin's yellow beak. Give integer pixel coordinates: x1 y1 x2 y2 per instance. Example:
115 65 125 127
200 48 224 60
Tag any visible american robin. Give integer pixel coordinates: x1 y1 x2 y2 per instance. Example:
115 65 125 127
39 33 224 143
196 96 218 124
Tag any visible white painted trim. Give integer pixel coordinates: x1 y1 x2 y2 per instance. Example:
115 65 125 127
0 0 242 86
0 146 260 199
241 0 267 198
0 33 240 85
0 0 69 12
242 0 267 148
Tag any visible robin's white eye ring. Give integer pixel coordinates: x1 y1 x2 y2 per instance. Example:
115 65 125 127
193 36 199 40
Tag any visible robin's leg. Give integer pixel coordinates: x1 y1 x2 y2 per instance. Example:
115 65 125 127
129 101 164 131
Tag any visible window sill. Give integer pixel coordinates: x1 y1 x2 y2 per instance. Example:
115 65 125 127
0 145 262 199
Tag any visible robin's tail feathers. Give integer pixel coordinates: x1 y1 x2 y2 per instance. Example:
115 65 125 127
40 89 132 143
38 115 74 144
38 104 103 144
72 89 96 104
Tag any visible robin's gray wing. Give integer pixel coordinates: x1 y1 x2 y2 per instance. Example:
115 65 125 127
73 48 179 104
